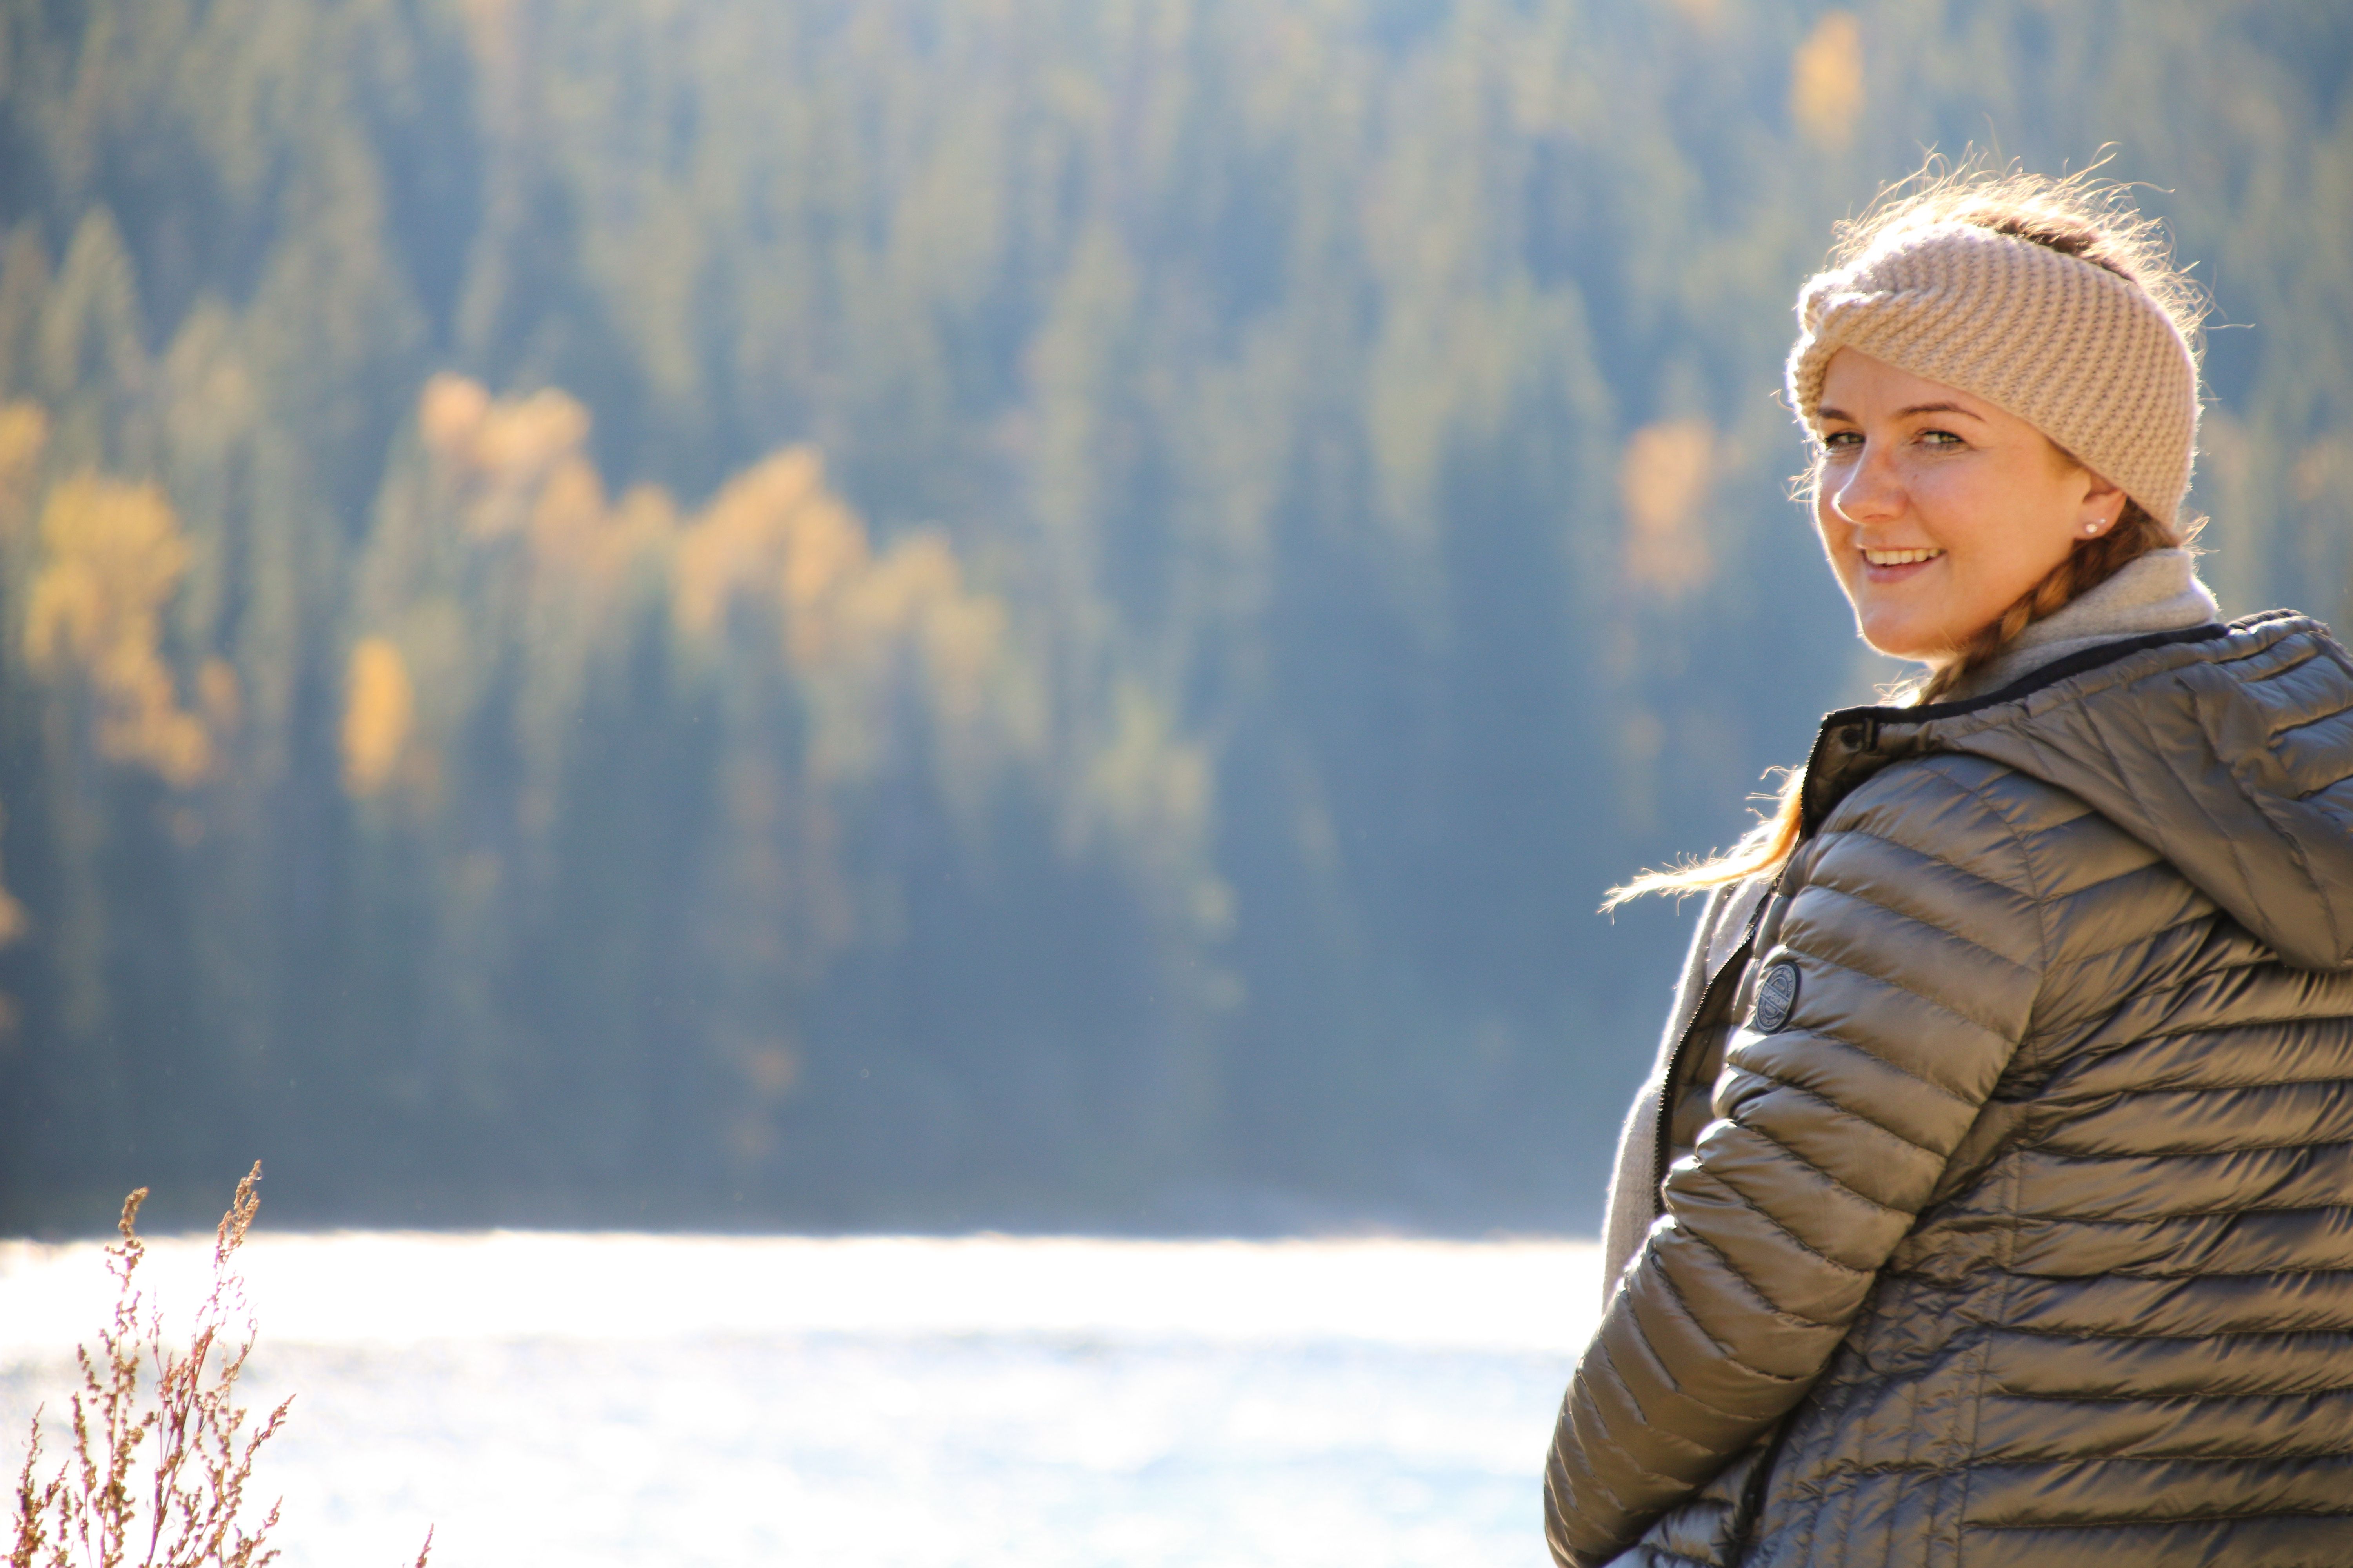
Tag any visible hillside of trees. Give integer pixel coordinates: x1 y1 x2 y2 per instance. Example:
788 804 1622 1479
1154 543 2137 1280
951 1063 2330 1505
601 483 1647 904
0 0 2346 1232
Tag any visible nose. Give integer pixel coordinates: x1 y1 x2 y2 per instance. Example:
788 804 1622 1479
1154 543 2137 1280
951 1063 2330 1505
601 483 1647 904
1825 442 1904 529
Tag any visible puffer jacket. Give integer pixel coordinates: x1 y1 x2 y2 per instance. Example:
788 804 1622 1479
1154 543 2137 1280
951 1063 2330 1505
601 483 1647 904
1546 611 2353 1568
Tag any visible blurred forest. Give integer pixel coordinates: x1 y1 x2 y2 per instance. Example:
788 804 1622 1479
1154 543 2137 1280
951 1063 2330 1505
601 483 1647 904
0 0 2346 1232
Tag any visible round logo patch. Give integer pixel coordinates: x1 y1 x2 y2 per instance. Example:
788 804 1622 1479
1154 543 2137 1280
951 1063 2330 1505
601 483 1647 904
1752 962 1800 1034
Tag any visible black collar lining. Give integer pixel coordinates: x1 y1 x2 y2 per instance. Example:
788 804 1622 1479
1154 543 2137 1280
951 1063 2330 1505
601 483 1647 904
1820 619 2233 731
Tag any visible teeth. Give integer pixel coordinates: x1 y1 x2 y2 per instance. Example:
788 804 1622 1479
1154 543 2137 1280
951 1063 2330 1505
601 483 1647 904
1864 547 1945 566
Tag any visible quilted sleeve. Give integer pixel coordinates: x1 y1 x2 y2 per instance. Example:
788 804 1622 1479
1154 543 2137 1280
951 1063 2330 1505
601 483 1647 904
1544 756 2053 1567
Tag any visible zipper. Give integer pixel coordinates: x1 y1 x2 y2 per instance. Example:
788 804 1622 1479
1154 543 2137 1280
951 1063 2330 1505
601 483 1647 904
1651 890 1771 1220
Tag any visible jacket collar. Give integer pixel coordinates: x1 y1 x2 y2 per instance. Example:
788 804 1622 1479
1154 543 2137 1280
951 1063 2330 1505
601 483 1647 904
1800 619 2235 836
1796 611 2353 971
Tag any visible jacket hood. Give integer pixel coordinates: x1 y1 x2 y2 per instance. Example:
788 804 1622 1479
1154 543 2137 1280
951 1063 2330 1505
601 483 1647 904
1802 612 2353 972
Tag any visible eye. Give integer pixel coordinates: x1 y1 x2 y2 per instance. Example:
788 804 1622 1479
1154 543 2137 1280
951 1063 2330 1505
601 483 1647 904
1917 427 1968 450
1820 429 1862 455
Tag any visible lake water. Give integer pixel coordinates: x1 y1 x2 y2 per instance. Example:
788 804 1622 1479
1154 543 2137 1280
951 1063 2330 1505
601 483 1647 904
0 1232 1600 1568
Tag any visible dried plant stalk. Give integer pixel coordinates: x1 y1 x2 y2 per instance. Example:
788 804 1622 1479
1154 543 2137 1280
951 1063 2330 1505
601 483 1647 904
7 1165 431 1568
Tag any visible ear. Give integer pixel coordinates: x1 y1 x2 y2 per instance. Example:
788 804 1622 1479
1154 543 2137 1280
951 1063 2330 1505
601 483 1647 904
2077 465 2129 534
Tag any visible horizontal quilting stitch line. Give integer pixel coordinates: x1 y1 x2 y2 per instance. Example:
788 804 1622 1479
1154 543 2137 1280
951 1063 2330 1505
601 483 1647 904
1971 1510 2353 1530
1992 1445 2353 1465
1687 1151 1887 1288
1975 1386 2353 1423
1818 790 2056 907
2053 1262 2353 1283
2018 1201 2353 1226
2036 1143 2353 1169
2007 1268 2353 1290
1735 1021 1984 1115
1719 1114 1911 1222
2269 699 2353 744
2060 1005 2353 1058
1911 741 2080 797
1644 1243 1829 1387
2028 852 2174 919
1732 1031 1986 1154
1802 827 2047 930
1809 820 2041 923
2242 634 2330 690
1916 754 2059 976
2037 1059 2353 1099
2035 1007 2353 1085
1723 1063 1951 1161
2039 904 2214 970
1639 1243 1745 1363
1669 1217 1854 1336
1604 1379 1767 1454
1734 1055 1978 1172
1982 1318 2353 1342
1766 1461 1963 1484
2014 1193 2353 1226
1601 1304 1763 1440
2024 832 2179 894
1767 1445 2353 1477
2035 1105 2353 1159
2297 772 2353 802
1783 892 2029 1039
1789 883 2038 1012
1987 1381 2353 1403
2215 621 2317 673
1581 1342 1718 1490
2247 631 2330 668
2014 1111 2353 1158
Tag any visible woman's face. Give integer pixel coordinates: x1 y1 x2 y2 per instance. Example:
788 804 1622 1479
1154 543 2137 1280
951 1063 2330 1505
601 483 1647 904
1812 349 2124 665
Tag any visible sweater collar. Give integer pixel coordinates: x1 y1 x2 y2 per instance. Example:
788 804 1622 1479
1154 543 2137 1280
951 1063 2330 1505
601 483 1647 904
1937 548 2220 702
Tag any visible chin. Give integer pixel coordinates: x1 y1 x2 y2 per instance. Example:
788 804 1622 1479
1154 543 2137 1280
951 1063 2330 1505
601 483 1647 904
1851 598 1972 664
1853 614 1930 663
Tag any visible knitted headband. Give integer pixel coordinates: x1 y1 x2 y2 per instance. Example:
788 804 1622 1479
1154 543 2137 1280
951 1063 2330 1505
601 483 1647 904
1786 220 2200 527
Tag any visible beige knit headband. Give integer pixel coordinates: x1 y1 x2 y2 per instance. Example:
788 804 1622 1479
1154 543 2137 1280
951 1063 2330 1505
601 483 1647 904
1786 220 2200 527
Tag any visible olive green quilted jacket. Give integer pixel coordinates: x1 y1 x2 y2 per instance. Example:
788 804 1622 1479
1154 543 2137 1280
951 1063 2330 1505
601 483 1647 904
1547 613 2353 1568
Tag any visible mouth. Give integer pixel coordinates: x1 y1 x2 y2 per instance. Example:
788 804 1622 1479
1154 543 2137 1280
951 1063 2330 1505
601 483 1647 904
1860 545 1945 581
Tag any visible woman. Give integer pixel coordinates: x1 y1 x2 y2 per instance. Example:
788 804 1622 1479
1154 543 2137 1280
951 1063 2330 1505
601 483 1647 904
1546 168 2353 1567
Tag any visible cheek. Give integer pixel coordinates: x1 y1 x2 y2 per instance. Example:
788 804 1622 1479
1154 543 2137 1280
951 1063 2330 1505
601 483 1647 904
1940 472 2077 589
1812 490 1853 555
1812 500 1853 582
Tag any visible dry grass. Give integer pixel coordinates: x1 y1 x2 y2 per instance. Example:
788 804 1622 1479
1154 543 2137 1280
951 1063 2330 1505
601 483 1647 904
7 1164 432 1568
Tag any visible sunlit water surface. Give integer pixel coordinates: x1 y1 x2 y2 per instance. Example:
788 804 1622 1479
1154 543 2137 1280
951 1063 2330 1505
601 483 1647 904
0 1232 1598 1568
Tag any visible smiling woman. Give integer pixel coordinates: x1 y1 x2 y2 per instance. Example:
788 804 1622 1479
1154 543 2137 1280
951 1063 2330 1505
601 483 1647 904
1546 167 2353 1567
1812 353 2138 665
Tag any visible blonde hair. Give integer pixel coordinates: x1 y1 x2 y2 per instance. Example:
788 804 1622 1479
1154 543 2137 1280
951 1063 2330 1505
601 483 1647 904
1606 159 2206 910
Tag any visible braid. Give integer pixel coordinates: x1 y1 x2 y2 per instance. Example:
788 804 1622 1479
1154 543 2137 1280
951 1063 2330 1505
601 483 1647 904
1912 500 2184 703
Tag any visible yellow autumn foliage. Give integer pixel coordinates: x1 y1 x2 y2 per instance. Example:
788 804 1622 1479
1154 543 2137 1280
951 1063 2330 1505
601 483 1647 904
343 637 416 797
0 406 46 941
24 474 214 787
0 800 24 949
402 376 1027 799
672 447 848 642
419 374 595 539
0 402 49 540
1791 11 1864 151
1620 419 1716 597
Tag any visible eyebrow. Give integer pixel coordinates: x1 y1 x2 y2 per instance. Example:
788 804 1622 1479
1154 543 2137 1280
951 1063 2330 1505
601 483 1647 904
1817 401 1986 423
